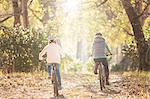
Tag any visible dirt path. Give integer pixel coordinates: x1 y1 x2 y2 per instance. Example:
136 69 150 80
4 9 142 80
0 73 149 99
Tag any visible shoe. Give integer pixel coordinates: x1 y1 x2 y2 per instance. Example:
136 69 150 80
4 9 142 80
94 68 98 74
51 80 54 84
94 70 98 75
58 85 62 90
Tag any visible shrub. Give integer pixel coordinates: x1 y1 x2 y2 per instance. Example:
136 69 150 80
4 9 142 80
0 26 46 72
111 64 122 72
69 59 82 73
60 54 73 72
121 41 139 70
86 57 94 72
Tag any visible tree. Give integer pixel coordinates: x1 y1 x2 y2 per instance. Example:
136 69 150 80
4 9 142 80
21 0 29 28
135 0 150 26
12 0 21 26
94 0 150 70
121 0 150 71
41 0 50 25
40 0 56 25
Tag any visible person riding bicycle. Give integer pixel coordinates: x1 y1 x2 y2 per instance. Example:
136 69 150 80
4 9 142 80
39 35 62 89
92 33 112 85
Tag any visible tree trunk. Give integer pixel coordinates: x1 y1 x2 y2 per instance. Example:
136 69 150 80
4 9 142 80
141 3 150 26
50 0 56 18
41 0 56 25
41 0 50 25
21 0 29 28
135 0 143 26
121 0 149 71
76 40 82 60
12 0 21 27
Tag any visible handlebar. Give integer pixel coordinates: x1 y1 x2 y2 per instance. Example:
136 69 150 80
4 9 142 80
106 53 112 56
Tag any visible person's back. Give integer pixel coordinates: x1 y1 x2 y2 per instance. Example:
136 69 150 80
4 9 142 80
92 35 106 58
46 43 61 64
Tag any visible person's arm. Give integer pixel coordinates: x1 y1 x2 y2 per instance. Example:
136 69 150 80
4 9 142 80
39 45 48 60
106 43 112 55
58 45 65 58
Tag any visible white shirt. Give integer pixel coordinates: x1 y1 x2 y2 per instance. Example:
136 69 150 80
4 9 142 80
39 43 62 64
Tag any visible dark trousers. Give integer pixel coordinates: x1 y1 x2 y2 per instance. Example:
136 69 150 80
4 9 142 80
94 58 109 81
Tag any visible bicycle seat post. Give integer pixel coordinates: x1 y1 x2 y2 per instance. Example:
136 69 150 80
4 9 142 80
52 63 55 70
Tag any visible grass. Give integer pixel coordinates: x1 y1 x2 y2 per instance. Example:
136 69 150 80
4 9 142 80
122 71 150 98
123 71 150 78
0 70 48 78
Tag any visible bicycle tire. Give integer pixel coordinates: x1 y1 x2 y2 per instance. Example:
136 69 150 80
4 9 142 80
52 65 59 97
99 63 105 90
99 70 102 90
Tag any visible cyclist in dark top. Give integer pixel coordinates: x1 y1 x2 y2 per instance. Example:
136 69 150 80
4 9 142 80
92 33 112 85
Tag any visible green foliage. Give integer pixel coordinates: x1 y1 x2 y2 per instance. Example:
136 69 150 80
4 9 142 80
68 60 82 73
118 28 150 71
111 64 122 72
0 26 46 72
0 0 149 73
86 57 94 72
144 27 150 41
0 0 11 11
60 54 73 71
121 42 139 70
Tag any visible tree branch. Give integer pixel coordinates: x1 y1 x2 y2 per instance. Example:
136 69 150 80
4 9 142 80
0 0 40 24
123 28 134 36
0 25 8 30
137 1 150 18
28 0 33 7
0 15 13 23
29 8 43 23
96 0 108 7
0 25 13 34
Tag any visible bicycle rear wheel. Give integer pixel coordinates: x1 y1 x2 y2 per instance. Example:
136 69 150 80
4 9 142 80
99 63 105 90
52 65 59 97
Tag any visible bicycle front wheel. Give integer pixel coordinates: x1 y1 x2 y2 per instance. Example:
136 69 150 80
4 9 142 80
99 64 105 90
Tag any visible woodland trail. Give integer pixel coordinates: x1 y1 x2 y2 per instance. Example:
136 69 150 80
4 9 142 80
0 72 149 99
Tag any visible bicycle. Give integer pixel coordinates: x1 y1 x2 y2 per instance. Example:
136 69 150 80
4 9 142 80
96 61 106 90
95 54 112 90
40 58 60 97
51 63 59 97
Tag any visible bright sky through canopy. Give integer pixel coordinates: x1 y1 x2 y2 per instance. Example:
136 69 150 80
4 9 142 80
62 0 80 13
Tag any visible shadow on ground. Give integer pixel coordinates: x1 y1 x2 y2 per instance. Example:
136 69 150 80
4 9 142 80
50 94 66 99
